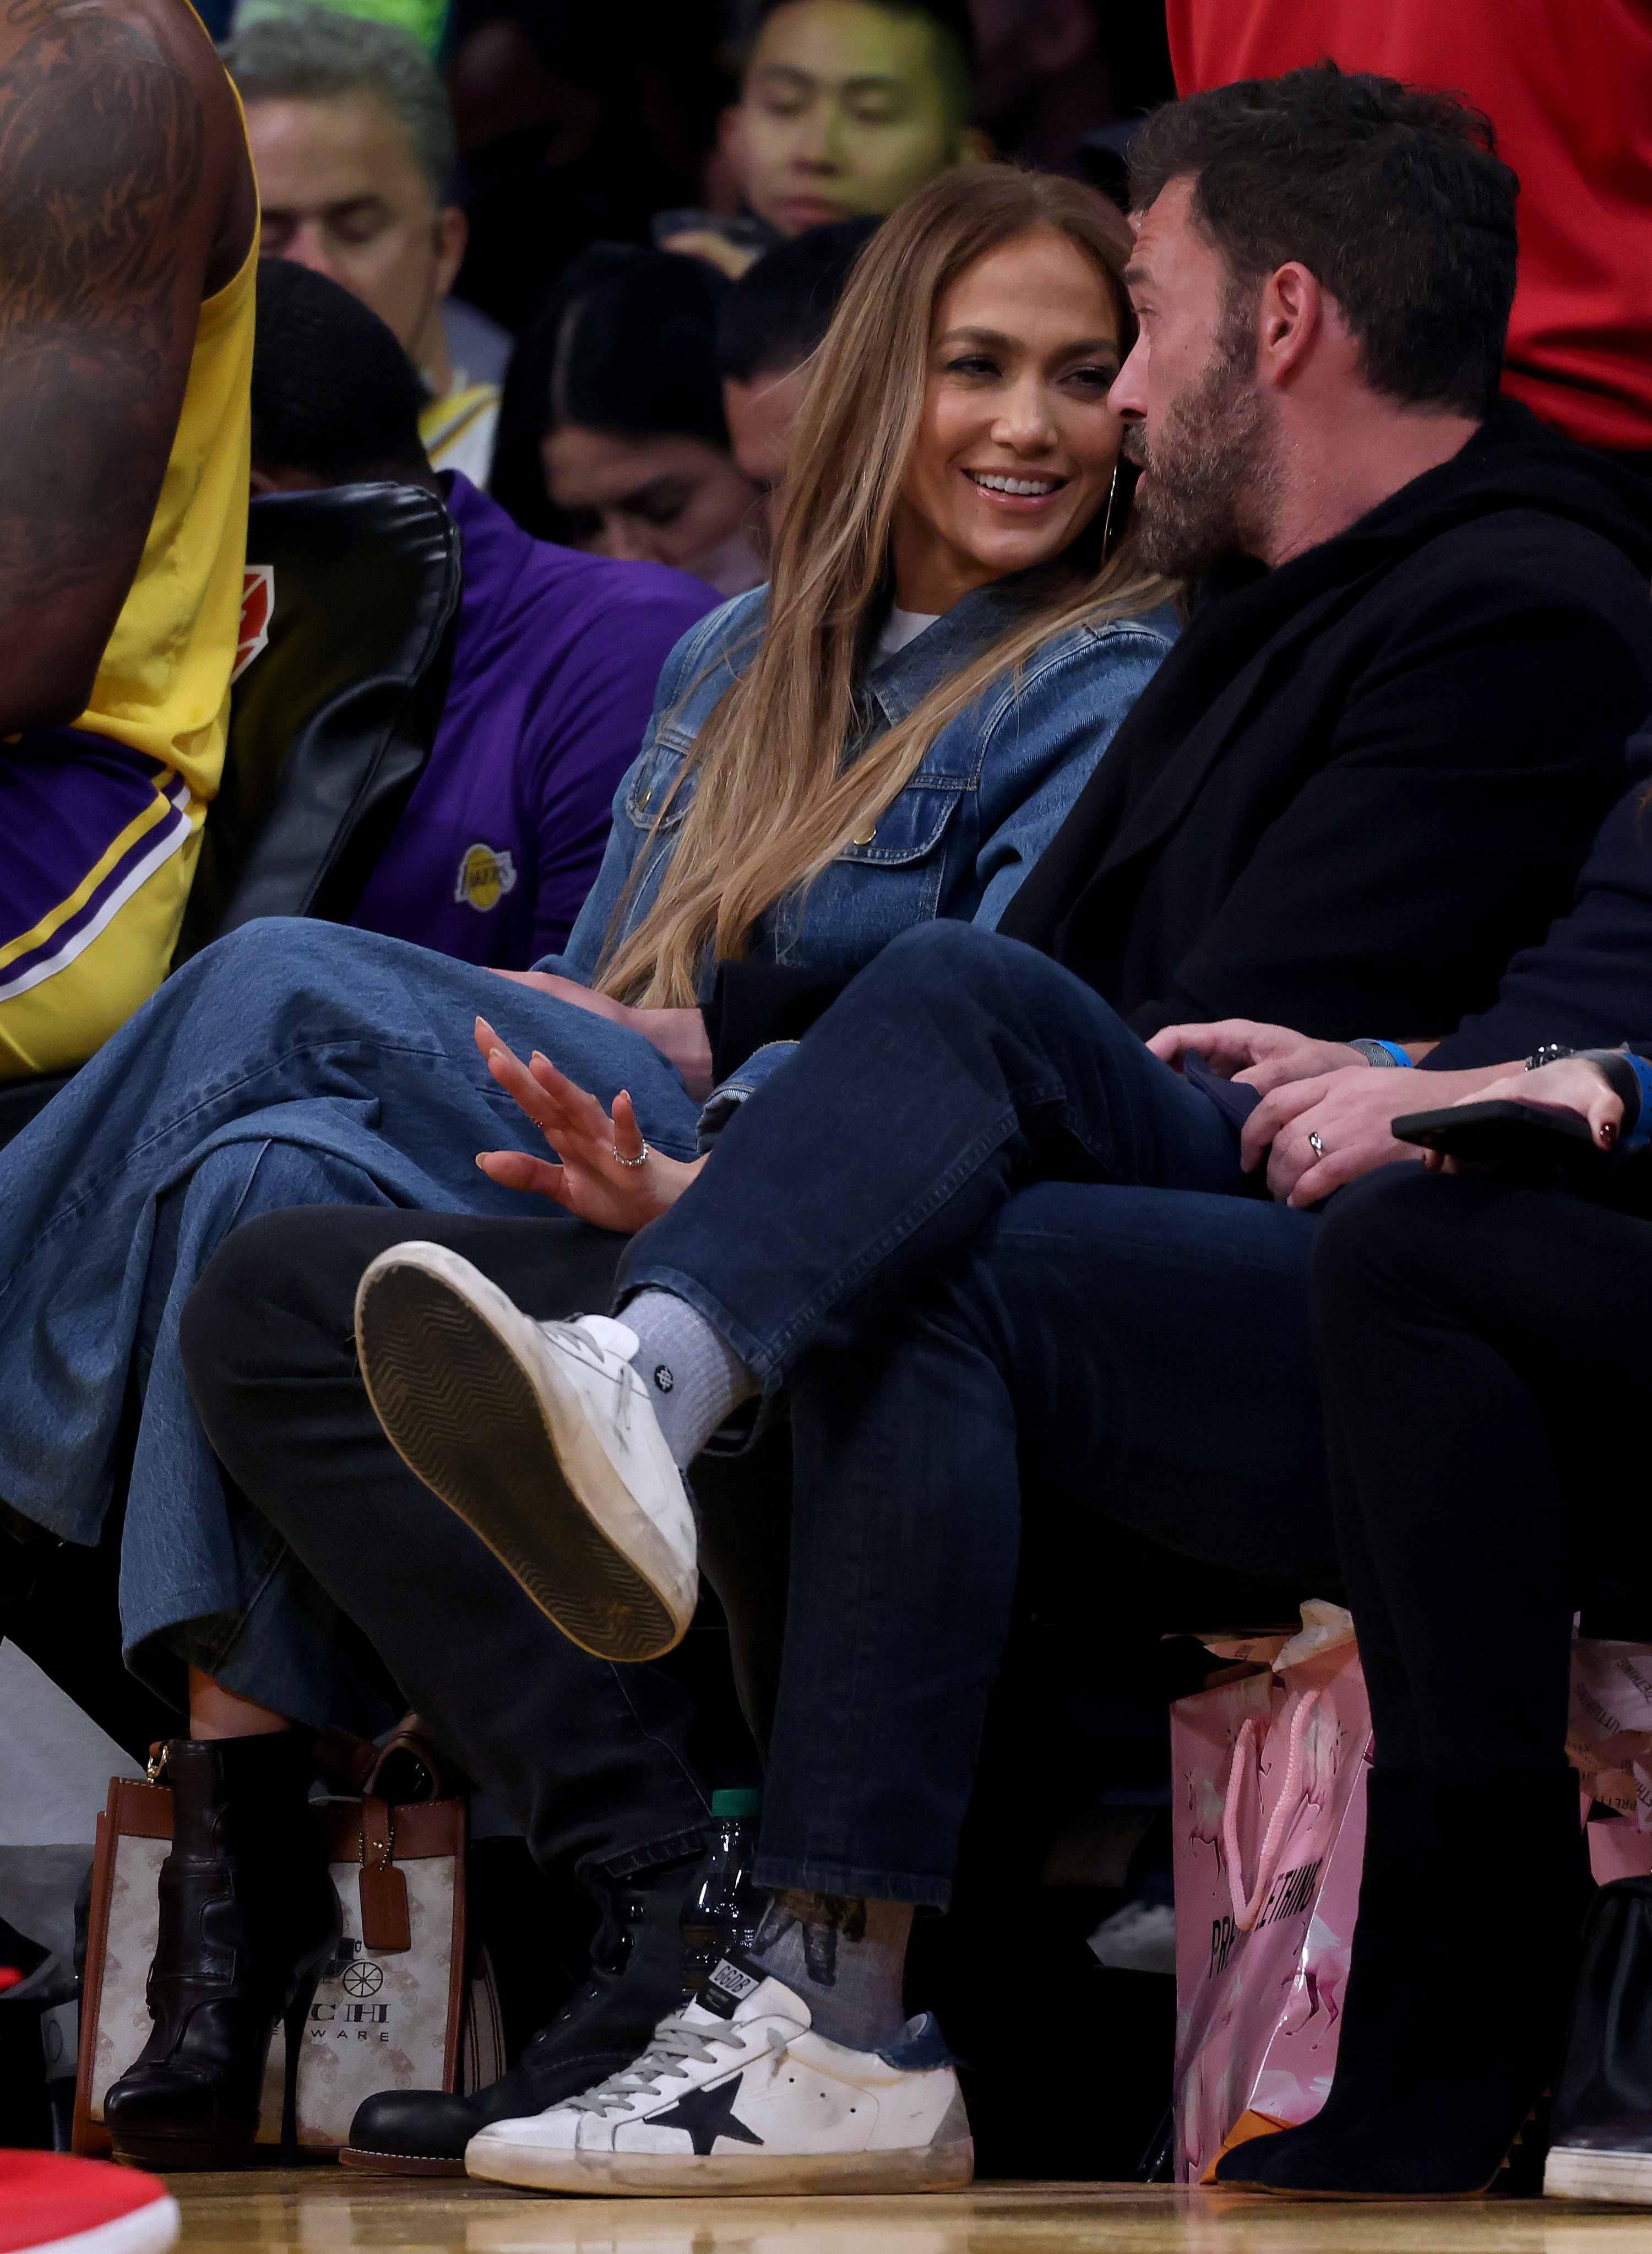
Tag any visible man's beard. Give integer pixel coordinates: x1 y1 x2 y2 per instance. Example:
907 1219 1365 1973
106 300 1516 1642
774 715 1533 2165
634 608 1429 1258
1127 327 1277 578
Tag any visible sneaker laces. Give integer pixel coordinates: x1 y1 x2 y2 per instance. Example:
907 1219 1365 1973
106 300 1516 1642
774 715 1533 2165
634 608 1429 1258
532 1315 643 1439
536 1314 624 1378
562 2008 746 2117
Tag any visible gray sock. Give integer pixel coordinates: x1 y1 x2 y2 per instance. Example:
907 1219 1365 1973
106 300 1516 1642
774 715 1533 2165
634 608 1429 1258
622 1288 756 1469
745 1890 914 2051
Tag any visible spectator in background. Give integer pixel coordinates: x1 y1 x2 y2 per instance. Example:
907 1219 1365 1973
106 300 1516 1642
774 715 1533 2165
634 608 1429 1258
1166 0 1652 464
250 261 715 964
662 0 983 278
966 0 1113 175
234 0 450 59
965 0 1175 179
717 215 879 554
223 9 503 482
445 3 723 333
496 247 766 596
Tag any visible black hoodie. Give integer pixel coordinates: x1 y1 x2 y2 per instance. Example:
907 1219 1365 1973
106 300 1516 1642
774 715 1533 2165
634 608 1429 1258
996 400 1652 1041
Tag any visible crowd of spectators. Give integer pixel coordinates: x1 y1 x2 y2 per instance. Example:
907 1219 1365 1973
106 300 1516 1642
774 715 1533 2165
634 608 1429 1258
4 0 1652 2223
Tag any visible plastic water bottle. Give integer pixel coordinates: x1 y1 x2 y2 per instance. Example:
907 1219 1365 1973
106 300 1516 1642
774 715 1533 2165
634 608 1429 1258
681 1788 763 1994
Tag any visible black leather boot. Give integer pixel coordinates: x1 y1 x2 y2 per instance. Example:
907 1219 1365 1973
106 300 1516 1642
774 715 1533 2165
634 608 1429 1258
341 1853 700 2175
1217 1768 1590 2195
105 1733 338 2170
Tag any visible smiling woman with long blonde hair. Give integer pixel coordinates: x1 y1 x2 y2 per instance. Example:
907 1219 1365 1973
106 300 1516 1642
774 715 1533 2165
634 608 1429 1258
0 172 1182 2175
591 161 1178 1014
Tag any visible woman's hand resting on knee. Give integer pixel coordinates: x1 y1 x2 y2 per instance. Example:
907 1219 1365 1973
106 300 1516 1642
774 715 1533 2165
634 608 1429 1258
472 1016 706 1232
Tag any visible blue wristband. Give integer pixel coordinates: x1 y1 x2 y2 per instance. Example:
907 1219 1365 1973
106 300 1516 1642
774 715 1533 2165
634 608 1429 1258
1351 1037 1412 1068
1622 1052 1652 1153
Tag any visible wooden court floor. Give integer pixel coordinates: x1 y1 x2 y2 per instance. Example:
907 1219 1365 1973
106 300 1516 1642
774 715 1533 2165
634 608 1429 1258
167 2171 1652 2254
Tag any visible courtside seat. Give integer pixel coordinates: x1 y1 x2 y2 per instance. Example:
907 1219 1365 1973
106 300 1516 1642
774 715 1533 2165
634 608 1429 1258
0 481 463 1147
176 479 463 956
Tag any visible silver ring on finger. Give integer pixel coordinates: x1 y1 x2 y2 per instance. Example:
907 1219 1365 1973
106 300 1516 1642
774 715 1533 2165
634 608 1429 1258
1307 1130 1325 1159
612 1140 650 1169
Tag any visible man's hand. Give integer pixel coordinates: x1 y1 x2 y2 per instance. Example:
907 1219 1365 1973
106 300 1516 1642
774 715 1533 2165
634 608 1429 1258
1243 1061 1517 1206
1148 1017 1367 1094
488 970 714 1102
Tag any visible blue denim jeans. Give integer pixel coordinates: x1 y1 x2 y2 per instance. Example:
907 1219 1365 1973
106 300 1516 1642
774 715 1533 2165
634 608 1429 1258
0 917 700 1688
620 921 1336 1902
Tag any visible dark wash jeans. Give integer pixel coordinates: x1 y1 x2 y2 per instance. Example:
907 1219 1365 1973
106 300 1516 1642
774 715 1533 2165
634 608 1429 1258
619 920 1251 1382
621 921 1336 1903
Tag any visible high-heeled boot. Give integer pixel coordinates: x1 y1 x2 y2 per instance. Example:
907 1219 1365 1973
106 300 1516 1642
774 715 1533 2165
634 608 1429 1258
1218 1767 1590 2195
1213 1766 1417 2182
105 1732 339 2170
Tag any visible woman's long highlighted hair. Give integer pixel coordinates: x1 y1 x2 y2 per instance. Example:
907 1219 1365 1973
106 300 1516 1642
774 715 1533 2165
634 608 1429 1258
596 166 1175 1006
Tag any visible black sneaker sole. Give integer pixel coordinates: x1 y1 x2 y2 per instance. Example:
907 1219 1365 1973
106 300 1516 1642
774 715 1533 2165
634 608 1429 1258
355 1257 682 1662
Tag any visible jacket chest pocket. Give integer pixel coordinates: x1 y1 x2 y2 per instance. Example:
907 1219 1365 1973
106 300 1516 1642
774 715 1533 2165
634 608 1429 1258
833 781 968 867
624 738 697 835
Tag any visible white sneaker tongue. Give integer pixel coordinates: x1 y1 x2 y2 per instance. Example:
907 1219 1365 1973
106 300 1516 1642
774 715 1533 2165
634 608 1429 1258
570 1313 638 1358
696 1966 811 2029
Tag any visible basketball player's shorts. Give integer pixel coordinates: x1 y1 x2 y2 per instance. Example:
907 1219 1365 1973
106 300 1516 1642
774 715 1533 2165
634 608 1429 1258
0 725 204 1079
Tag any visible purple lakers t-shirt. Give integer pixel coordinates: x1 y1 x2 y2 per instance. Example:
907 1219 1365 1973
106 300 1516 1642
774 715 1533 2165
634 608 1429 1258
350 474 716 966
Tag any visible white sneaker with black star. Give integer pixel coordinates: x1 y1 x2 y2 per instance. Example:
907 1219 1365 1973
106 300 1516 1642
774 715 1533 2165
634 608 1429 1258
354 1241 697 1662
463 1966 973 2196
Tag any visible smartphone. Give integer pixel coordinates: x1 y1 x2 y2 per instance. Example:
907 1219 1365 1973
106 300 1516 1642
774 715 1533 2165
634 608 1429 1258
1390 1097 1602 1171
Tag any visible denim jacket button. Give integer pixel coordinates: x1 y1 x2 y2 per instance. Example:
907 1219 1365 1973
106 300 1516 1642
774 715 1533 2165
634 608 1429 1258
851 822 877 846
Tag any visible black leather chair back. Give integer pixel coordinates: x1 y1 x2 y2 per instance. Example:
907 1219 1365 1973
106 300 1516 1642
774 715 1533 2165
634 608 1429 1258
176 480 461 958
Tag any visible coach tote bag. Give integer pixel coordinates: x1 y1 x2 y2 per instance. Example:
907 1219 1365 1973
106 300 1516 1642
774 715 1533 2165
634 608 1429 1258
73 1737 468 2157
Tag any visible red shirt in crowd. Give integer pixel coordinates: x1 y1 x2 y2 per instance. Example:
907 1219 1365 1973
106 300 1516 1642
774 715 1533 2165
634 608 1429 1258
1165 0 1652 453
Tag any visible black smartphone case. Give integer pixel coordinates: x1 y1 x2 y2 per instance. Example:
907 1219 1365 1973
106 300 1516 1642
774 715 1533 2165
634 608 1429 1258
1390 1096 1601 1169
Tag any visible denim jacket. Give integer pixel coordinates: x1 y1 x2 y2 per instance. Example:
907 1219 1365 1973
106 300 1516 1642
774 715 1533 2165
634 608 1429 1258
539 576 1177 1116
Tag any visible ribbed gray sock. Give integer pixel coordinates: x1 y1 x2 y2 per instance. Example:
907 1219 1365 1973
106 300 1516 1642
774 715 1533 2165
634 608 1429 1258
622 1288 756 1469
746 1890 914 2051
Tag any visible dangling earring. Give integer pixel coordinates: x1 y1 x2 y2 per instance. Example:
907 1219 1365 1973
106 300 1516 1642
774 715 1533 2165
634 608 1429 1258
1101 463 1121 556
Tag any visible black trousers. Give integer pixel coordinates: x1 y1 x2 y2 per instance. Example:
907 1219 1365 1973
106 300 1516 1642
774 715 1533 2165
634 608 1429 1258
180 1206 786 1885
1312 1162 1652 1778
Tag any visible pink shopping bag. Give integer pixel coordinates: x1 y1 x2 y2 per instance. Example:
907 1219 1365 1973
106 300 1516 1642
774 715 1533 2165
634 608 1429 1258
1568 1637 1652 1884
1170 1602 1372 2182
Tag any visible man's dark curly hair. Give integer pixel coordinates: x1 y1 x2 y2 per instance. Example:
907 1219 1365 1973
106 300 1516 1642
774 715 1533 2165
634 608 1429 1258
1129 62 1519 419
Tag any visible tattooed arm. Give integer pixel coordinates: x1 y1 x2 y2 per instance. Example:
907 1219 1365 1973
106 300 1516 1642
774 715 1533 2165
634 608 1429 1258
0 0 255 730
